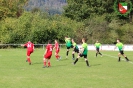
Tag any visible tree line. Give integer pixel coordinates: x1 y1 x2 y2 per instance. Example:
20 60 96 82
0 0 133 44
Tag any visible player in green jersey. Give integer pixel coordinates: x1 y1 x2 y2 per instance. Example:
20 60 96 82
65 36 72 59
95 40 102 57
73 38 89 67
114 39 129 62
71 39 79 60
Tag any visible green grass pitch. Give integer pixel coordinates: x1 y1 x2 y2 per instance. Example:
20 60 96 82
0 48 133 88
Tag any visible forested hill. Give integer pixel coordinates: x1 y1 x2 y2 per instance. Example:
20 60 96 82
25 0 67 14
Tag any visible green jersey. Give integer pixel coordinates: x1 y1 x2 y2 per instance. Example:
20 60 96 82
82 43 88 55
73 42 79 49
65 38 71 47
95 43 101 48
116 42 123 51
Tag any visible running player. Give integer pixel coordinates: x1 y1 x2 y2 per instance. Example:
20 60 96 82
72 39 79 60
73 38 89 67
53 39 61 61
65 36 72 59
43 40 53 68
95 40 102 57
114 39 129 62
21 41 34 65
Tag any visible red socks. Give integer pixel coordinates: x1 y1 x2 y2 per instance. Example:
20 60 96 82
55 54 60 59
27 58 31 63
48 62 51 67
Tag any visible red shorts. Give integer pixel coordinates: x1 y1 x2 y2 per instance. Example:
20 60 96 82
44 53 52 59
56 50 60 54
27 50 33 56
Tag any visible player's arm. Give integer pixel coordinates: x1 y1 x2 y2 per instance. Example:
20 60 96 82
33 46 35 51
72 44 75 49
73 46 75 49
21 44 24 46
53 45 55 50
53 44 57 50
21 43 26 46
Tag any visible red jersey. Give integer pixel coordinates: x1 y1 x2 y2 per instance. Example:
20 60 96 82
46 44 53 54
24 41 34 51
54 42 59 51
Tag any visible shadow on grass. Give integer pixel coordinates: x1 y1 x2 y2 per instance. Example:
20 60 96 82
52 64 67 67
90 64 101 67
59 58 69 61
32 62 43 65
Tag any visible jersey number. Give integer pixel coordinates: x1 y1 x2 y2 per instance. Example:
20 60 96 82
27 44 31 48
50 47 52 51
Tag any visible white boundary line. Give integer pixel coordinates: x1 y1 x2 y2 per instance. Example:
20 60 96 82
103 53 133 65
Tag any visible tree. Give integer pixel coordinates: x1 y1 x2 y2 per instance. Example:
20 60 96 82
0 0 29 20
63 0 115 21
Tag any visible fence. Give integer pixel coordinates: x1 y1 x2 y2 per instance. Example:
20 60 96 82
0 44 66 49
0 44 133 51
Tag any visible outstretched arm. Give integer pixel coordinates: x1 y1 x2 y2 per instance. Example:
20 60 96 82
21 44 24 47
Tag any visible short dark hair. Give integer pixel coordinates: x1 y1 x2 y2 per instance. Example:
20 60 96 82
117 39 120 41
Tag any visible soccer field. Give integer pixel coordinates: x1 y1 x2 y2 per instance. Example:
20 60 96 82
0 48 133 88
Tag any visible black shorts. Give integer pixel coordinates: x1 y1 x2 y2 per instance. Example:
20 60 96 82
71 45 74 48
96 48 99 52
73 48 79 53
67 47 71 49
79 54 87 58
119 50 124 55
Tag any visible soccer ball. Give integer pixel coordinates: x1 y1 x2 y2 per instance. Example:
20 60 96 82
79 47 83 53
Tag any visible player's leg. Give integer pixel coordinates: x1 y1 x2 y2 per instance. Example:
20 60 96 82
48 59 51 67
121 52 129 61
73 54 81 65
98 50 102 56
43 53 50 67
46 54 52 67
43 58 47 67
56 50 60 59
72 50 75 60
118 53 121 62
55 52 58 59
84 56 89 67
27 51 31 65
66 47 70 58
96 48 99 57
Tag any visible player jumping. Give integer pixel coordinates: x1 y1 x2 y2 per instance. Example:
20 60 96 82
73 38 89 67
43 40 53 68
114 39 129 62
65 36 72 59
71 39 79 60
21 41 34 65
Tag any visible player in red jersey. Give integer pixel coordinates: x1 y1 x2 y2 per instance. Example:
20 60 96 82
21 41 34 65
53 40 61 61
43 40 53 68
